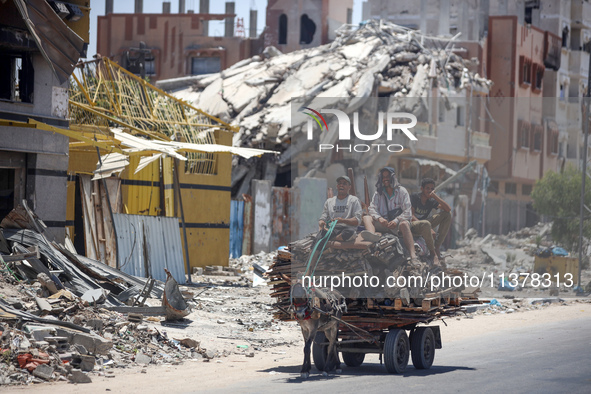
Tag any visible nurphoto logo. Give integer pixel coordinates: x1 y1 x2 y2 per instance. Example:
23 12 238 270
302 108 418 153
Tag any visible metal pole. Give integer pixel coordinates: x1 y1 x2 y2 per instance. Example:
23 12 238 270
173 159 192 284
578 64 591 291
434 160 477 193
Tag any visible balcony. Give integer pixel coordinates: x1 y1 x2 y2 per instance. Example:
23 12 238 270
543 31 562 71
472 131 489 147
569 50 590 78
571 0 591 28
413 122 432 137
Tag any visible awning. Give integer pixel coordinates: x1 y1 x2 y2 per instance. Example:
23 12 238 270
415 158 457 176
91 153 129 181
0 118 277 164
110 128 277 160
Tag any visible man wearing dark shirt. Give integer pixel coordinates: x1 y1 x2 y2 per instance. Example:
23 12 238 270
410 178 452 264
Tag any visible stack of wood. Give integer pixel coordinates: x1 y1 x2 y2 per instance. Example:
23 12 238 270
268 247 294 320
269 233 477 321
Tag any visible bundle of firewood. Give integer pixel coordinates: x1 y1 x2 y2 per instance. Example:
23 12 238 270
268 233 450 320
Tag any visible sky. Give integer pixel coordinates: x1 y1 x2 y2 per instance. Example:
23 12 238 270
87 0 364 58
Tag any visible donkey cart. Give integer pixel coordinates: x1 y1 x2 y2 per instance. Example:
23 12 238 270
269 238 481 376
313 311 447 374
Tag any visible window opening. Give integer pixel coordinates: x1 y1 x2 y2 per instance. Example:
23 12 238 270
300 14 316 44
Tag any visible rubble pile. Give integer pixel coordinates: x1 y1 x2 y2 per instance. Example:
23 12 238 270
446 222 591 296
169 20 492 193
229 251 276 273
176 20 490 150
0 304 209 385
0 205 165 306
0 205 205 386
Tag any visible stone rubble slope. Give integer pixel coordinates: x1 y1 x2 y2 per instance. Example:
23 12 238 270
172 20 491 151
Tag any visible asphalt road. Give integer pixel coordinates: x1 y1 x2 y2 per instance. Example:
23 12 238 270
201 316 591 394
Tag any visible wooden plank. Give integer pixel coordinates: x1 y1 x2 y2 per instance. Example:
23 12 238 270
104 306 166 315
79 175 99 260
93 179 107 262
102 177 121 268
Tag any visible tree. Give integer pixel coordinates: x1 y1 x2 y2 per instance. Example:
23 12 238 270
531 165 591 251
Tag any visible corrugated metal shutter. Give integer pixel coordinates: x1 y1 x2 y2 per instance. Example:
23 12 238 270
113 214 185 284
229 200 244 258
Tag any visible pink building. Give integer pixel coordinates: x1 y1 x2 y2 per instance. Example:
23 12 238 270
486 16 562 233
265 0 353 53
97 10 263 82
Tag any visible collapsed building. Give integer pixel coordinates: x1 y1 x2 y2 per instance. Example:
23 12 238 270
0 0 90 243
158 20 493 249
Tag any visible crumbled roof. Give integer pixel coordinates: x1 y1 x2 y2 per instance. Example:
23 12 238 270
168 20 491 152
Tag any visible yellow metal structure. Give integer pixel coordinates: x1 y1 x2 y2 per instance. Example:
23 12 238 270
533 256 579 281
67 58 238 270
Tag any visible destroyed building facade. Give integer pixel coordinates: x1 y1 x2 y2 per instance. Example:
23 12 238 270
265 0 353 53
0 0 90 243
97 0 265 82
361 0 591 235
161 20 494 252
64 55 273 272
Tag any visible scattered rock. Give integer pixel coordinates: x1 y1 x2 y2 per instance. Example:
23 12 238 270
68 371 92 384
135 353 151 365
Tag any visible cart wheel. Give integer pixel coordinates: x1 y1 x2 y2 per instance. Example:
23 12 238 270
342 349 365 367
312 332 328 371
411 327 435 369
384 329 409 374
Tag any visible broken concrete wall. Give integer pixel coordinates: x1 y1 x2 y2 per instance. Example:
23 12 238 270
0 49 70 243
248 177 326 252
270 187 292 250
253 180 272 253
293 177 327 241
25 152 69 243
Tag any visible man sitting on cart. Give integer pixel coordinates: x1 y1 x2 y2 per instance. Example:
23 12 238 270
318 175 368 249
361 167 420 263
410 177 452 265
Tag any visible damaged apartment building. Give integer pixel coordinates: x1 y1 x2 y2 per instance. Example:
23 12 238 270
96 0 266 82
362 0 588 234
159 18 493 246
0 0 90 243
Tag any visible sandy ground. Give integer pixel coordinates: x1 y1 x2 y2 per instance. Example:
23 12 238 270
6 296 590 394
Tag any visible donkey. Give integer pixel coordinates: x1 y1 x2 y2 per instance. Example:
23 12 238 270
289 281 346 378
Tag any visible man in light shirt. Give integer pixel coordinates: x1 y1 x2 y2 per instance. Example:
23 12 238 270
318 175 363 244
361 167 419 263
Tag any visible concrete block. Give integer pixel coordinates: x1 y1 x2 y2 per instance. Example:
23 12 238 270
86 319 104 332
44 336 69 353
55 328 112 355
59 352 73 363
28 327 57 342
72 344 88 355
462 304 490 313
71 354 95 372
68 371 92 384
192 267 203 275
33 364 54 381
